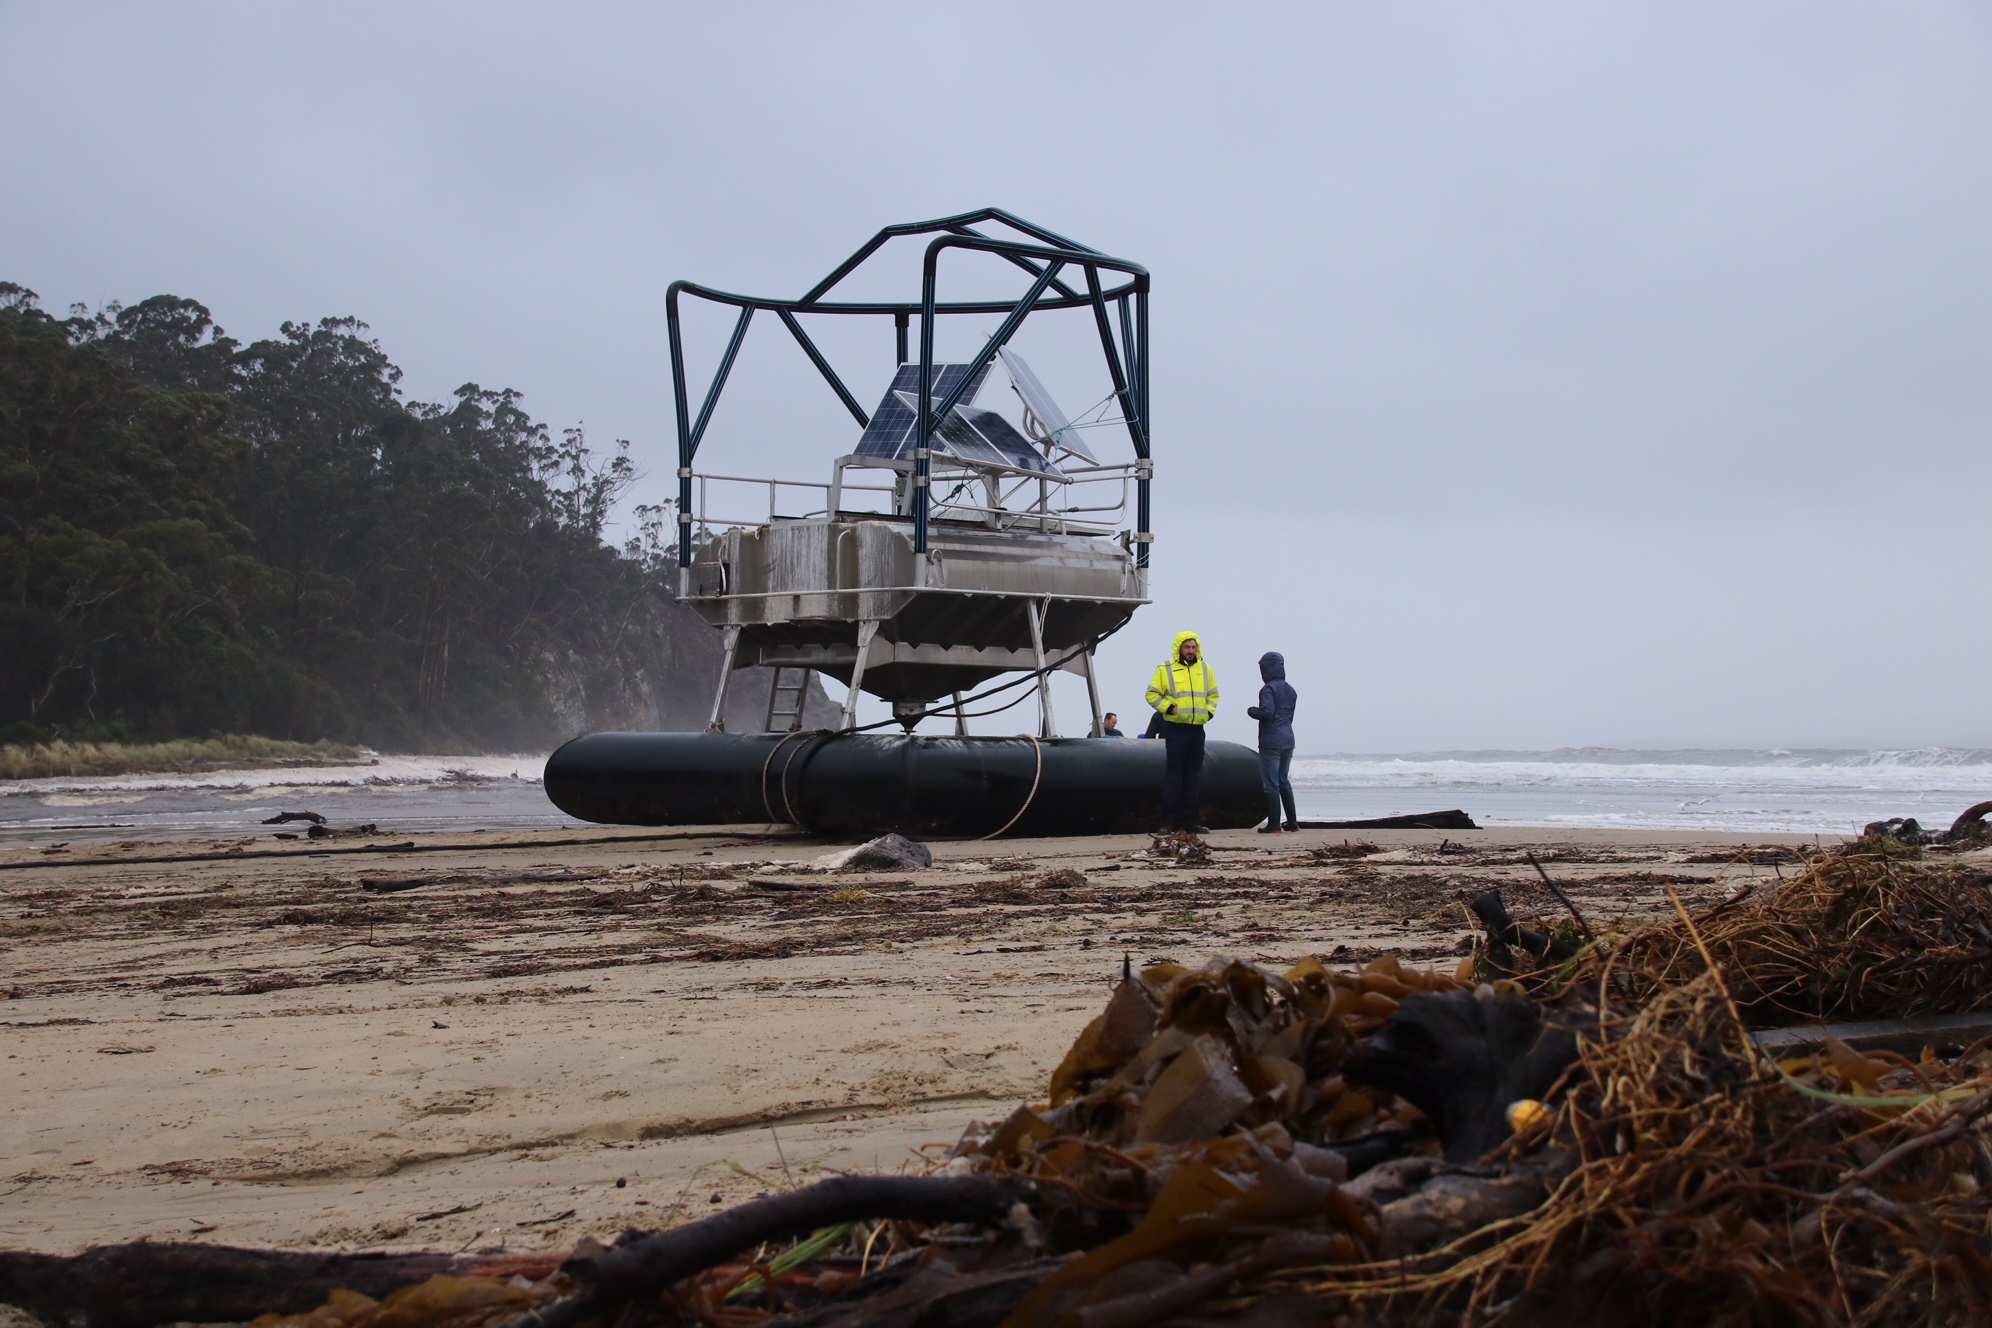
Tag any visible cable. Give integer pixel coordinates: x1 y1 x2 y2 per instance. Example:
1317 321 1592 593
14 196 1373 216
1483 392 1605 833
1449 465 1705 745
838 618 1128 735
949 688 1039 722
979 735 1042 840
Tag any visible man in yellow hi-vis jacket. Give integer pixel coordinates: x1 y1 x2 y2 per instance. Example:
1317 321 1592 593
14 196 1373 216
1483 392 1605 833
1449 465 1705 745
1143 629 1219 833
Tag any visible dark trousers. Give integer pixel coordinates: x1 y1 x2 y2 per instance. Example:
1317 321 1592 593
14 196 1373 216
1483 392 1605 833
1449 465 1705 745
1161 722 1206 829
1260 747 1296 827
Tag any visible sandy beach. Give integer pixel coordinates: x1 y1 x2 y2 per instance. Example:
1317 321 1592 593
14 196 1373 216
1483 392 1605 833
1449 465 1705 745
0 822 1842 1256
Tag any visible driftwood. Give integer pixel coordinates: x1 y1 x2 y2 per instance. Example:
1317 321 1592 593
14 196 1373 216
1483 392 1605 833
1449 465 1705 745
1860 800 1992 847
1751 1007 1992 1058
0 1244 554 1328
1372 1148 1573 1255
1467 889 1581 978
0 1158 1594 1328
360 876 433 894
768 1156 1573 1326
1948 800 1992 843
1297 809 1478 831
0 1179 1030 1328
259 810 326 825
307 821 380 838
503 1174 1034 1328
1344 991 1585 1161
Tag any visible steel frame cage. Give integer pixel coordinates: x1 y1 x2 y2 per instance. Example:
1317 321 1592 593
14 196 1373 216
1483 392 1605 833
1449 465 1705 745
664 207 1152 570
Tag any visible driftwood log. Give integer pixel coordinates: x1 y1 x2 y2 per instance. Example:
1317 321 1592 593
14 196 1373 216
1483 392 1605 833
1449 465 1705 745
1861 800 1992 846
1467 889 1582 978
1297 809 1478 831
0 1245 556 1328
1948 800 1992 843
504 1174 1034 1328
1369 1148 1572 1255
0 1157 1587 1328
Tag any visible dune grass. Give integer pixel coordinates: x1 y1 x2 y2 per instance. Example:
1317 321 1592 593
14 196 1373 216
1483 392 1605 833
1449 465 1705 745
0 735 369 780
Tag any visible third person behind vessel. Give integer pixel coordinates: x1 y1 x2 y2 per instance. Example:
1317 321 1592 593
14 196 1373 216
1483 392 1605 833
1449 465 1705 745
1248 650 1299 833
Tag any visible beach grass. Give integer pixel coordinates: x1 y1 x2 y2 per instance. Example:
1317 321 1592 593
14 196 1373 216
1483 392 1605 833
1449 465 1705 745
0 735 369 780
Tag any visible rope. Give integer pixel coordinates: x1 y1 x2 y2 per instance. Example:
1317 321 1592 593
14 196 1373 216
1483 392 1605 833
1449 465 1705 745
759 730 822 825
777 732 834 827
979 735 1043 841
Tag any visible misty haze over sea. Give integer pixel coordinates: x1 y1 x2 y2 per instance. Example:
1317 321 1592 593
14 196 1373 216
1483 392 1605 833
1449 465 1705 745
4 744 1985 844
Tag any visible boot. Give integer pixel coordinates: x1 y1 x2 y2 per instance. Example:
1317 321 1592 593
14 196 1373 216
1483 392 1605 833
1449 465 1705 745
1281 787 1299 834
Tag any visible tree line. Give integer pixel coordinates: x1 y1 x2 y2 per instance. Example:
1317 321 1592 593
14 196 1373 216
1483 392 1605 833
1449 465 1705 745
0 282 707 751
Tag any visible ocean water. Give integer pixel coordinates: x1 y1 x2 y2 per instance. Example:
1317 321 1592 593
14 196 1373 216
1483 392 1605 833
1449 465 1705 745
0 755 566 846
2 747 1986 845
1291 747 1992 836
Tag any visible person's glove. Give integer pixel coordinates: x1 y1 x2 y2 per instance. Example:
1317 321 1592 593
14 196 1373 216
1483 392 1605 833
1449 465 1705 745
1248 706 1263 719
1165 704 1178 715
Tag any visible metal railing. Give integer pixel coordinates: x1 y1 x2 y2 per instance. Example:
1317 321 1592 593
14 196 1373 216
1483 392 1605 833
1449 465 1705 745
929 460 1139 536
687 459 1145 540
687 470 895 536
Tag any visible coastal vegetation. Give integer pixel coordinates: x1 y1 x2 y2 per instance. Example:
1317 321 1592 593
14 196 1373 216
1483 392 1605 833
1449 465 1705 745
0 735 366 781
0 281 776 756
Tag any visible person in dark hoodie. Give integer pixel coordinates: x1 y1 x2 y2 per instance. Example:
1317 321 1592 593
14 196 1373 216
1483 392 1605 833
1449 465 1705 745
1247 651 1299 833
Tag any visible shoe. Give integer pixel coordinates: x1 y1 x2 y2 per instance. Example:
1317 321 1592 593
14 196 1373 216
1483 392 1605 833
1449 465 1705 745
1283 821 1299 833
1257 824 1281 834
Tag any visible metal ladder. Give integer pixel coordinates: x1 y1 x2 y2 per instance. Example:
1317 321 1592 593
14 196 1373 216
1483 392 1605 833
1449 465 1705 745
764 667 810 733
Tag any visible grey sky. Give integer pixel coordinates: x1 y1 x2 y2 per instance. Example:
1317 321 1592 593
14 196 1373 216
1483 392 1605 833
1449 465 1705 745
7 2 1989 750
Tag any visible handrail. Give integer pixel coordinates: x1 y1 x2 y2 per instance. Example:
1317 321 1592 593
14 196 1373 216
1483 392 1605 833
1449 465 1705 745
681 582 1150 604
667 210 1152 571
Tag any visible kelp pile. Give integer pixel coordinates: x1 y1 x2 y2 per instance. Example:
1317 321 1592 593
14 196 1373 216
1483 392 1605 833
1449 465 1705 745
12 844 1992 1327
1564 843 1992 1024
1312 966 1992 1325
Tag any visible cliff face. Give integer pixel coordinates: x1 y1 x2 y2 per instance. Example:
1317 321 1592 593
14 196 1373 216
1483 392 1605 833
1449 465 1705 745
542 595 840 738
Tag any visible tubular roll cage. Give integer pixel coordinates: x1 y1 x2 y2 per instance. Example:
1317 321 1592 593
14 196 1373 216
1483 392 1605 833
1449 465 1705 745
665 208 1152 566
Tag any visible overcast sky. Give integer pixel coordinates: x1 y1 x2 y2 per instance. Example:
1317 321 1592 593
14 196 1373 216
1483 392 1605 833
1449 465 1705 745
7 2 1989 751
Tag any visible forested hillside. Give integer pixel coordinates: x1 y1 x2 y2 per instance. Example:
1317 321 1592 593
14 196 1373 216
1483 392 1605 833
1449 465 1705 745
0 283 824 751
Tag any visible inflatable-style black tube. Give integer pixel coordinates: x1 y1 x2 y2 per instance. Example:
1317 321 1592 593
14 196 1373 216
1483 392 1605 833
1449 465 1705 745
543 732 1266 838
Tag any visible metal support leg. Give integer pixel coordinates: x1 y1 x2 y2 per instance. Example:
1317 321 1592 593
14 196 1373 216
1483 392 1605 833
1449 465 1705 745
952 692 970 737
842 620 880 731
1026 598 1056 739
1080 644 1105 737
706 626 741 733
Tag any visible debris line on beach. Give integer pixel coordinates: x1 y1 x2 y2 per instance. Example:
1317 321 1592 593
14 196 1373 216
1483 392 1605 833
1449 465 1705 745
12 841 1992 1325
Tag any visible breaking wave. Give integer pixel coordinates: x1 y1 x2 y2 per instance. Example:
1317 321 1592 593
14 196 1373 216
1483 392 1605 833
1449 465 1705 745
0 753 545 799
1290 747 1992 834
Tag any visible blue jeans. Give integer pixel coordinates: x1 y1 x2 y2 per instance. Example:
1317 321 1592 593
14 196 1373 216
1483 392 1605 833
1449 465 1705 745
1259 747 1296 827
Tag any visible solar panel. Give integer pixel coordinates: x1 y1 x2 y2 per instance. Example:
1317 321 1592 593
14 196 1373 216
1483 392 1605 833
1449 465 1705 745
997 348 1098 463
908 393 1010 469
946 404 1066 478
854 362 992 459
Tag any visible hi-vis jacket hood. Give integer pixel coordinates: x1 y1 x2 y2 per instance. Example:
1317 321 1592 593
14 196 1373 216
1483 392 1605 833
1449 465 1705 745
1145 630 1220 726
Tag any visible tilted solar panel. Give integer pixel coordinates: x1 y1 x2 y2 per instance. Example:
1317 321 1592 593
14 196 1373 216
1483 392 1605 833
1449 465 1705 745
996 348 1098 463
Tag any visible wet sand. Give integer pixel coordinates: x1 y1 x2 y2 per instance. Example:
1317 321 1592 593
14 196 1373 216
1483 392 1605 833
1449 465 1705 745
0 823 1839 1254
